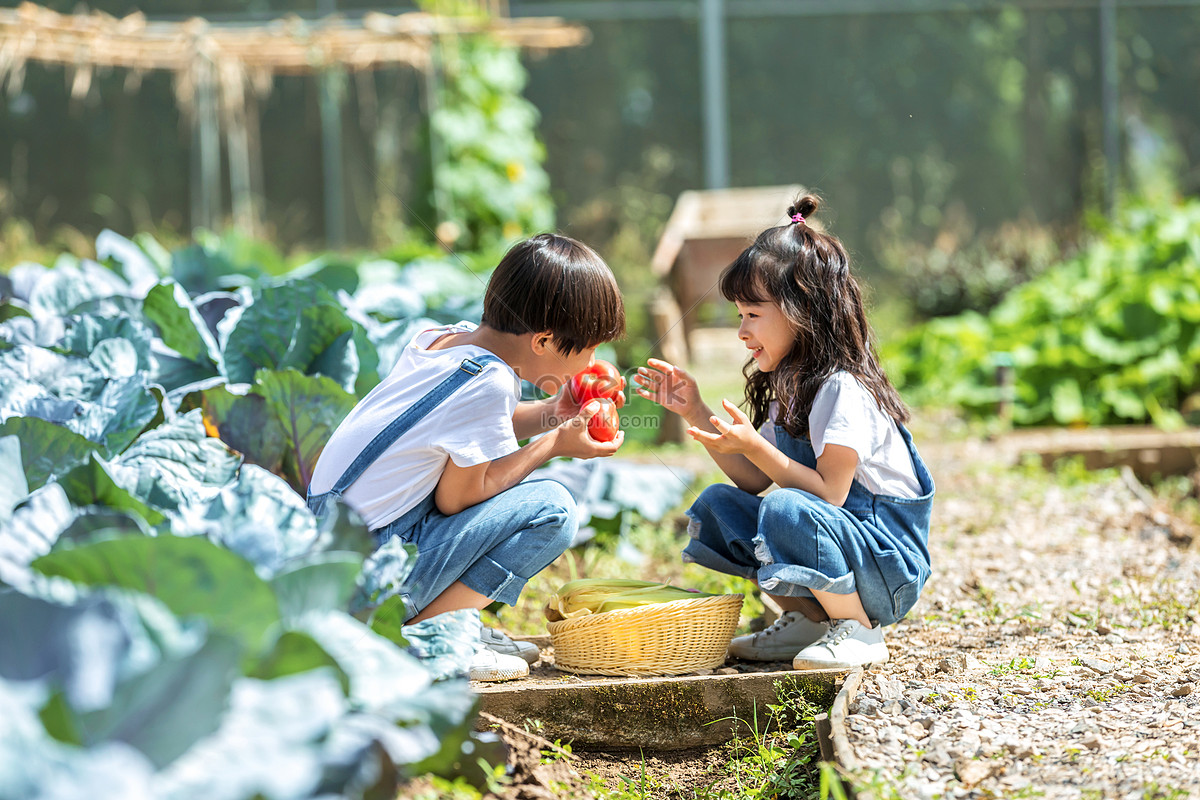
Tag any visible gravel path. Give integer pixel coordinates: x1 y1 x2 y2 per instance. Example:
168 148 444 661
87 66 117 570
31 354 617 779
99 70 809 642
840 441 1200 799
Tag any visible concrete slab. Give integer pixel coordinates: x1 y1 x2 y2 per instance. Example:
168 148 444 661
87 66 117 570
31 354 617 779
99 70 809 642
474 668 846 751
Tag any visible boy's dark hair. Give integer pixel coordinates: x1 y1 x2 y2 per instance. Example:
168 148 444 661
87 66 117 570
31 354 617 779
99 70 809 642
482 233 625 355
720 193 909 438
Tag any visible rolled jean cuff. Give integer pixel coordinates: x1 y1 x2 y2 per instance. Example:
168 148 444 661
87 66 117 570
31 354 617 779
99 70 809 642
758 563 857 597
460 556 524 606
682 539 758 581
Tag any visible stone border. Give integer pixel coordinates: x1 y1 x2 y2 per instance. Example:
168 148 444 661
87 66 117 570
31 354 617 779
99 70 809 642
476 668 844 751
814 666 865 798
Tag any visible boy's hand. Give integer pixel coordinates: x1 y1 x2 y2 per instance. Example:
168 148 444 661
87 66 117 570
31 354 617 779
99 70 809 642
635 358 705 423
552 400 624 459
552 373 625 422
687 399 762 455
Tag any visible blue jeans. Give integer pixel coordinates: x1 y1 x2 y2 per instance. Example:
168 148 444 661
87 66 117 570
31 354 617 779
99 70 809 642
373 480 577 622
683 424 934 627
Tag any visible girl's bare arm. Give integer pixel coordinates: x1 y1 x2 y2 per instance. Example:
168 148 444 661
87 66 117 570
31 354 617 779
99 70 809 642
744 439 858 506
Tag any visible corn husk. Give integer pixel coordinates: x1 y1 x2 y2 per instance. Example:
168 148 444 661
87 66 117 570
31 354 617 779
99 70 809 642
544 578 714 621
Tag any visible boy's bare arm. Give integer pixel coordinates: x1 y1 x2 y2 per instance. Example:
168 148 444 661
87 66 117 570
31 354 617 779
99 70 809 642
434 405 622 516
511 397 558 439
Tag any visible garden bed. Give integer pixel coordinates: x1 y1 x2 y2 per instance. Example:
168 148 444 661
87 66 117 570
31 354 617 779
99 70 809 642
474 651 843 750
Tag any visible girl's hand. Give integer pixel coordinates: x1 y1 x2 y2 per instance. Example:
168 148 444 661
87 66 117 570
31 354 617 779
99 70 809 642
634 358 704 422
687 399 762 455
551 400 624 459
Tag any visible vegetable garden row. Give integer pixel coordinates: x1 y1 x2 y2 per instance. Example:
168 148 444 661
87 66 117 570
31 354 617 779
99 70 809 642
0 233 502 798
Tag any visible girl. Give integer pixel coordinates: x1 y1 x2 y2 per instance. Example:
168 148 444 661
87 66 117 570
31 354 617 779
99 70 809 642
635 195 934 671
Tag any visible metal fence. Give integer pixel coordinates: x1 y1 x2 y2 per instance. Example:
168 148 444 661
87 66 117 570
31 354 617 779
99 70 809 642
2 0 1198 262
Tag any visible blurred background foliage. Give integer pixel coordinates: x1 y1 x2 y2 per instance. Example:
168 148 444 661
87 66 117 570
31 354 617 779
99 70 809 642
2 0 1200 427
883 198 1200 428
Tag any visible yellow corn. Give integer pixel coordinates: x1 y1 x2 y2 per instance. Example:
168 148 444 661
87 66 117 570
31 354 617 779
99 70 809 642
545 578 714 621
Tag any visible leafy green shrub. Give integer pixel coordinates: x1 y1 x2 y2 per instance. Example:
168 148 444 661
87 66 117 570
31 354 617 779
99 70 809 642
419 1 555 249
875 212 1076 319
884 199 1200 427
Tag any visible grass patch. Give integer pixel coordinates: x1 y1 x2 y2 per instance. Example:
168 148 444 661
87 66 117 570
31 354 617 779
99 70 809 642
579 686 831 800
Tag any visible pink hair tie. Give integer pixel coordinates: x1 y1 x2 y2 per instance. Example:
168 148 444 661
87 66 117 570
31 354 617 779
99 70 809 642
790 213 805 224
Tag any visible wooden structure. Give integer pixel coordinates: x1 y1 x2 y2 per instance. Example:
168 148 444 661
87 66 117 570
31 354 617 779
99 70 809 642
647 185 802 442
649 185 805 365
0 2 587 239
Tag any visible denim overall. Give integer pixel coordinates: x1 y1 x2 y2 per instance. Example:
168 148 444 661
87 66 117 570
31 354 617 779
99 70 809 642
307 354 578 622
683 423 934 627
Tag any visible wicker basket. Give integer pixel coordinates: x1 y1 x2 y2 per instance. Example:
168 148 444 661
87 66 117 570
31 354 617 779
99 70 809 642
547 593 744 677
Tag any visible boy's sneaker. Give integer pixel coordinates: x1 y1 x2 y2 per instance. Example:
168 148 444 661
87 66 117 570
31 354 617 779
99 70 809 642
480 625 540 665
791 619 889 671
727 611 830 661
469 645 530 682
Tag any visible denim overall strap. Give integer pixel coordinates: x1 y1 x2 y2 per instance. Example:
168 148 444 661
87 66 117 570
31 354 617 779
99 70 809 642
307 354 503 515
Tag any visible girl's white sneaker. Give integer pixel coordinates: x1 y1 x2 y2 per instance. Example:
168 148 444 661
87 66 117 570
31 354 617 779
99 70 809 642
791 619 889 670
728 611 830 661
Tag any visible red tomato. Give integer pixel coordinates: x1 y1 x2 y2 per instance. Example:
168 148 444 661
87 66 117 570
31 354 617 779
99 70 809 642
587 399 619 443
569 360 622 405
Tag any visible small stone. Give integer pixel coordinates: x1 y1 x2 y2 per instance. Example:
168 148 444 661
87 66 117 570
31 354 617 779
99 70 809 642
938 655 966 673
1081 657 1115 674
1096 620 1112 635
906 721 929 739
1080 733 1105 750
881 700 904 716
880 678 906 701
1008 743 1038 759
1131 672 1157 684
851 696 881 716
922 746 953 768
1170 683 1194 698
954 757 993 787
1178 642 1192 655
715 667 738 675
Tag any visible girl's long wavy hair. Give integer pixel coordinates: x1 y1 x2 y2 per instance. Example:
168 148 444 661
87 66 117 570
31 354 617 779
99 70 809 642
720 194 909 438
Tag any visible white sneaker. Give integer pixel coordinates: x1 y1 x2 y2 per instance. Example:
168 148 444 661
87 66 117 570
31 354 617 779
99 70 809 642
469 645 530 682
792 619 889 670
480 625 540 665
728 611 830 661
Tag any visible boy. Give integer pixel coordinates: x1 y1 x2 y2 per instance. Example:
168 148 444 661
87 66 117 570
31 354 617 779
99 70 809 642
307 234 626 681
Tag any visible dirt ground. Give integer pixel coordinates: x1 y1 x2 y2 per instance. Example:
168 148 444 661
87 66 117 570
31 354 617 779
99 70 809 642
837 438 1200 799
465 428 1200 799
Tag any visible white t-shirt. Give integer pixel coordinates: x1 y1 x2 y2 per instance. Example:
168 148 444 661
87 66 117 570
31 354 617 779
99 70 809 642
308 321 521 529
760 371 921 498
